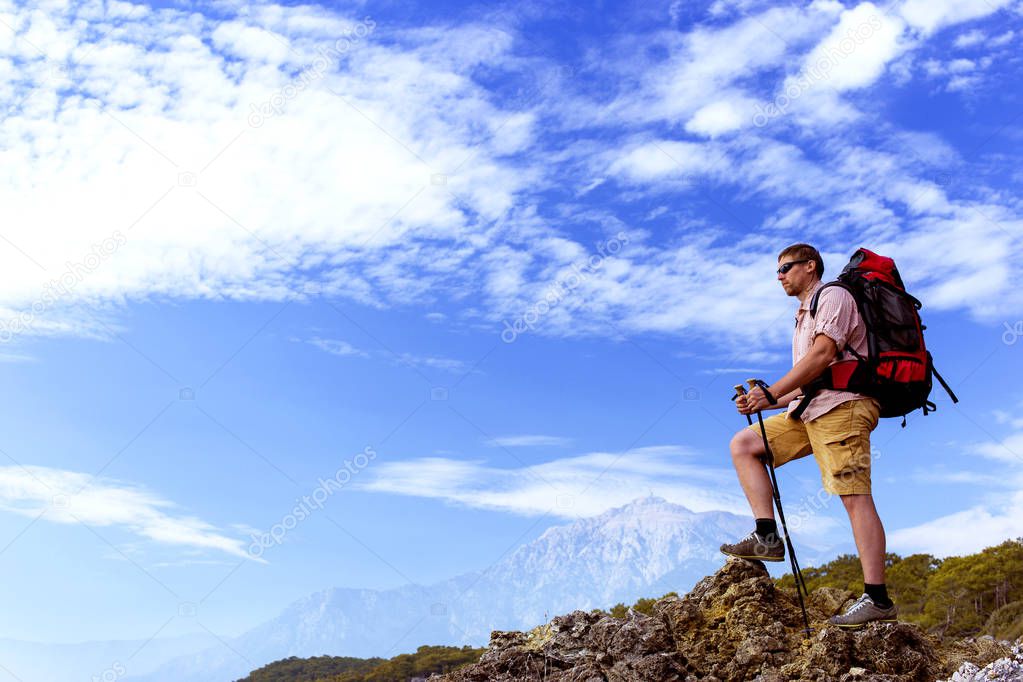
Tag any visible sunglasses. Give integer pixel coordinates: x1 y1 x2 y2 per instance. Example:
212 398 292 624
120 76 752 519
776 259 810 275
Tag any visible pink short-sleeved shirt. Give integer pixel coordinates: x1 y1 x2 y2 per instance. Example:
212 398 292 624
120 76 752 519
787 279 874 422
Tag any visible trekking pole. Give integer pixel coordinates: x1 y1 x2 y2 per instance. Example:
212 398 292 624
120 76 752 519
743 380 809 596
733 381 803 598
732 384 754 427
742 379 812 635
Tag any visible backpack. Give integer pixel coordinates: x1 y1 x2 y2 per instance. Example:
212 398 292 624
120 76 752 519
789 248 958 426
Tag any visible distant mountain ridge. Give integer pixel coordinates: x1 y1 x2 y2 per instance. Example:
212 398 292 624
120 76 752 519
140 496 756 681
2 496 844 682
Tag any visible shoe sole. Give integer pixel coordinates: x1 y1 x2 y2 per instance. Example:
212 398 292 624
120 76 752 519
720 550 785 562
831 618 898 629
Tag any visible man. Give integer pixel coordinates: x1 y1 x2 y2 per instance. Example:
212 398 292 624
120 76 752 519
720 243 896 629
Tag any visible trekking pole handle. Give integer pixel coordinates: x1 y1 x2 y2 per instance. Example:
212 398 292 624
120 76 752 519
734 385 754 426
746 378 778 405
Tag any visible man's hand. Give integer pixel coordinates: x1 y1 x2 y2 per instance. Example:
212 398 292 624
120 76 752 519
737 387 802 414
744 387 772 413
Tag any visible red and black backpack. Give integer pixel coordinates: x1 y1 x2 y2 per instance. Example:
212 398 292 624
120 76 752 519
790 248 958 425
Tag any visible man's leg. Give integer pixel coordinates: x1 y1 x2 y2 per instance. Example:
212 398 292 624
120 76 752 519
729 428 774 519
840 493 886 584
722 414 814 564
808 400 897 623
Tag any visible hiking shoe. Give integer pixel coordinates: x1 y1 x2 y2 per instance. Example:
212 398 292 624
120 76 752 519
828 593 898 629
719 530 785 562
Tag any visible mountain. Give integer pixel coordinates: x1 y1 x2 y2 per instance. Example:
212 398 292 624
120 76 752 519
141 496 798 681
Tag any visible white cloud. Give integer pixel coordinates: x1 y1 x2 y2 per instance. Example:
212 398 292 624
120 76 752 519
308 336 368 357
890 491 1023 557
587 3 843 128
990 30 1015 47
700 367 768 375
0 465 260 562
303 335 470 372
899 0 1018 36
891 418 1023 557
487 434 573 448
350 445 749 518
953 29 985 48
0 3 541 342
394 351 470 373
605 139 725 182
0 0 1021 355
685 97 752 137
794 2 907 92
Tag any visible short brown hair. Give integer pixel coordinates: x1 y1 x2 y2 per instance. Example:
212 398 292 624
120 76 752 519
778 243 824 279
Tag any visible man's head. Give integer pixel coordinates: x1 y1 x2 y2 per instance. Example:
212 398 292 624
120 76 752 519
777 243 823 296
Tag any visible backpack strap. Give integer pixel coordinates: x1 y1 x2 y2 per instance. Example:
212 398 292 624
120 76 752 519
931 361 959 404
796 282 865 419
808 281 854 318
788 368 835 420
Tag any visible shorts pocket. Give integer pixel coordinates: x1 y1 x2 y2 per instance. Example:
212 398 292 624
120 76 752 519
822 431 872 480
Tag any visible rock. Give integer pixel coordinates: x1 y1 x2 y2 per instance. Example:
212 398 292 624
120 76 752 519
428 558 1019 682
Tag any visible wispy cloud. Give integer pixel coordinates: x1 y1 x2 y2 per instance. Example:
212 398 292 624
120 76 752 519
301 335 471 373
486 434 574 448
0 0 1020 354
0 466 261 563
395 352 471 373
699 367 767 375
0 3 542 341
349 445 748 518
891 409 1023 557
307 336 369 357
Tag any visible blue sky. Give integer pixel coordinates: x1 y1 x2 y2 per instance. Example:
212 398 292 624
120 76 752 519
0 0 1022 647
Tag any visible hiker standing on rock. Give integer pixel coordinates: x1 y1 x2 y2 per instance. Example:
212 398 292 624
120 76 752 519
721 243 898 629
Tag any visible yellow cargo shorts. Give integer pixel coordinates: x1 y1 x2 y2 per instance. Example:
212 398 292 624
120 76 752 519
746 398 881 495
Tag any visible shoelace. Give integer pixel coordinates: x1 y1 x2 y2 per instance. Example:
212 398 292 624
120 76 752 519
846 595 872 614
745 530 778 545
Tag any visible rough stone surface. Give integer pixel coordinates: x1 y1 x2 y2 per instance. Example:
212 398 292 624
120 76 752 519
428 558 1020 682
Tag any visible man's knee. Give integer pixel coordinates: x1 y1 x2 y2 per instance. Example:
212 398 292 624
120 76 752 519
730 428 763 462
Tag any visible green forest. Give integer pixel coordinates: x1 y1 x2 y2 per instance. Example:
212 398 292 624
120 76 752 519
236 645 486 682
240 538 1023 681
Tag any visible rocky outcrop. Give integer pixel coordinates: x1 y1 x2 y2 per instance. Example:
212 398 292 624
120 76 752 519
429 558 1020 681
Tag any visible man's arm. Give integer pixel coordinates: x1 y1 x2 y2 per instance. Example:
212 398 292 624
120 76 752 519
742 333 837 412
736 388 801 414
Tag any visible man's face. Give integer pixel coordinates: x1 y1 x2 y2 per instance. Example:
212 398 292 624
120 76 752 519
777 257 816 296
